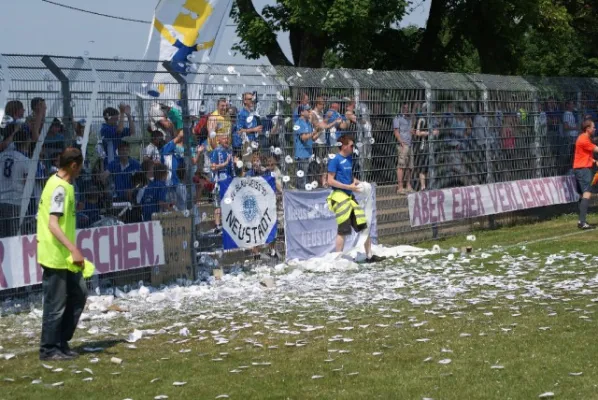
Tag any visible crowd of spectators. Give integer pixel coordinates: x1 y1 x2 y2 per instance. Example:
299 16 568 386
0 92 590 239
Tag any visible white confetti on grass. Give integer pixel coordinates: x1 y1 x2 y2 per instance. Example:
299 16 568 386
569 372 583 376
538 392 554 398
311 375 324 379
438 359 452 365
173 381 187 386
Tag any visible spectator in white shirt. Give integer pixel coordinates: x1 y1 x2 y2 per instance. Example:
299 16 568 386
0 127 32 237
144 130 163 162
149 102 173 140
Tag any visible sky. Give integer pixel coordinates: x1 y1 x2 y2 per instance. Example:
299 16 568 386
0 0 430 64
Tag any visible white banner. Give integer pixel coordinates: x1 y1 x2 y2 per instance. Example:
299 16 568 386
0 222 164 290
408 176 580 227
220 177 278 249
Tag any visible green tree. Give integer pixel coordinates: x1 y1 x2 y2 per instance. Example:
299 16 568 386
232 0 409 68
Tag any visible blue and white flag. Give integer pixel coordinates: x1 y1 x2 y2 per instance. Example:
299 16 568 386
135 0 233 104
218 176 278 250
144 0 233 74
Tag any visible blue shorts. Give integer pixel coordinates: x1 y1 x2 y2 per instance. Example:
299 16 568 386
574 168 596 194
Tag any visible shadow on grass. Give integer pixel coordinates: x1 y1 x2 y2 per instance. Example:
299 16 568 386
72 339 125 355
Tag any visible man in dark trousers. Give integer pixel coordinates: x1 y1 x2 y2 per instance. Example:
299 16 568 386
573 119 598 230
37 147 88 360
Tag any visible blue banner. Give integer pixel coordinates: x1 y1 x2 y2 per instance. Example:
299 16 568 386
283 186 377 261
218 176 278 250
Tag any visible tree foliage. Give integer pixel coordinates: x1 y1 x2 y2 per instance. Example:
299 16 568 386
232 0 598 77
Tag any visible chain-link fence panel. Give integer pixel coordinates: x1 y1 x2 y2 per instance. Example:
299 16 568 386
1 54 598 305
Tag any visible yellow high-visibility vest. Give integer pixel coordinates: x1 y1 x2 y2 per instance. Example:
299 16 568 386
37 174 76 270
327 189 367 226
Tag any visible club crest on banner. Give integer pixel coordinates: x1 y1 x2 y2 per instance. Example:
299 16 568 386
219 177 277 249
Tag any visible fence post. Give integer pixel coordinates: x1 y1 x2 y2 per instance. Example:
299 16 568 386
410 72 437 238
346 70 365 181
80 56 101 162
0 54 12 126
530 85 543 178
163 62 198 281
41 56 74 140
465 74 497 229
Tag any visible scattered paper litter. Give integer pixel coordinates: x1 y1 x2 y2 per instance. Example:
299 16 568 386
569 372 583 376
3 354 15 360
51 381 64 387
311 375 324 379
151 378 160 383
491 365 504 369
126 329 143 343
538 393 554 398
438 359 452 365
82 377 93 382
155 396 169 400
173 381 187 386
215 395 230 399
110 357 123 365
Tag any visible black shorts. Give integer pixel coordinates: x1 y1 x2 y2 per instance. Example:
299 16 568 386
331 195 367 236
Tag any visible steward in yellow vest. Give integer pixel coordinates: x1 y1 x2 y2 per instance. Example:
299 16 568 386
38 147 88 361
326 135 385 263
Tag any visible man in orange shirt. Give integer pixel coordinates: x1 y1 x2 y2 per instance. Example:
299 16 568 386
573 119 598 229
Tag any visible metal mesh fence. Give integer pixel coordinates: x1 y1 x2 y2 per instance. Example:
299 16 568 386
0 54 593 303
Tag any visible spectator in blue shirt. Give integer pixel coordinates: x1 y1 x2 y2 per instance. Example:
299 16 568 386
161 130 185 186
43 118 66 170
101 104 135 165
107 142 141 202
245 153 266 177
210 134 234 233
140 163 170 221
76 186 102 229
294 104 319 189
229 106 244 158
210 135 234 182
293 93 310 123
237 92 263 144
325 103 348 146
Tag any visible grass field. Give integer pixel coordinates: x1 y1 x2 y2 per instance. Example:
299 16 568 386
2 214 598 400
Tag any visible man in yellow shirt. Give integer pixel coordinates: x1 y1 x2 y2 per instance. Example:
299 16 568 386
207 98 231 150
38 147 87 361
